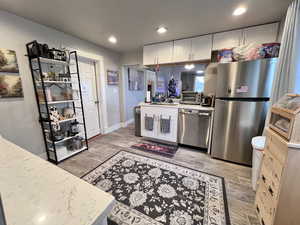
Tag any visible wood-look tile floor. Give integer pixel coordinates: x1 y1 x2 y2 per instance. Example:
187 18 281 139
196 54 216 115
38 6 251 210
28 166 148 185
59 125 260 225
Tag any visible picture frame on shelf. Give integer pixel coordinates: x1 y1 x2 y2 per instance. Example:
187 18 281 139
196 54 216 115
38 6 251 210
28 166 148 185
107 70 119 85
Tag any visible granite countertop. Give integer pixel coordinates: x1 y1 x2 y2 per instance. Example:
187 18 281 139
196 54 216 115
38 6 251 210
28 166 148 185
0 136 115 225
139 102 214 111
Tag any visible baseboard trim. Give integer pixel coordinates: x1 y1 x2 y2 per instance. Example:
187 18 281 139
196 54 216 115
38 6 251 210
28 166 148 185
103 119 134 134
104 123 122 134
121 118 134 127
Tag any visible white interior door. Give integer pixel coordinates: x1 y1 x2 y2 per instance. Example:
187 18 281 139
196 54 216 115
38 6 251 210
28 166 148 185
78 57 101 138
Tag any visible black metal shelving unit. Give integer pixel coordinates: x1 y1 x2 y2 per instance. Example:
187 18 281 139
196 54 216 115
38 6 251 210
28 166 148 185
26 41 88 164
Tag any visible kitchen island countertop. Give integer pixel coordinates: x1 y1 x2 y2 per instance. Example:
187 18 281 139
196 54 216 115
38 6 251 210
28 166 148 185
139 102 214 111
0 136 115 225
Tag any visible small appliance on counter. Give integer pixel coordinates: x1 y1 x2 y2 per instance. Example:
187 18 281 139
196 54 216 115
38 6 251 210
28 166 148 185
180 91 201 105
201 94 215 107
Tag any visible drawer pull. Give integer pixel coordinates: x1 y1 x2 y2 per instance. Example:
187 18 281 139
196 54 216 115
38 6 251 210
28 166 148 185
262 218 265 225
256 206 260 213
269 156 273 162
268 187 274 196
262 175 266 183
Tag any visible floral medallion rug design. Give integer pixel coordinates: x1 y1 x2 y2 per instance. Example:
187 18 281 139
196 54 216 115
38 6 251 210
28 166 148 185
83 151 230 225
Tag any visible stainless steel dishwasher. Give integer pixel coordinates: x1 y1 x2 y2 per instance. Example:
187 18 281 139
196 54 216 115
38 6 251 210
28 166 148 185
178 108 212 148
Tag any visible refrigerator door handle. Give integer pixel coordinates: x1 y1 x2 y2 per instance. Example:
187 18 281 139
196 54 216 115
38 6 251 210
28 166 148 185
227 87 232 94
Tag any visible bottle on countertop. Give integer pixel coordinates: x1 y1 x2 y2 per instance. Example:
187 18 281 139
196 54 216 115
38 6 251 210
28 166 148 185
145 81 152 103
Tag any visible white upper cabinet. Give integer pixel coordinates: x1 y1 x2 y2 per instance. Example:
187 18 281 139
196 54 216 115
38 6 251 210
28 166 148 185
157 41 173 64
212 30 243 50
143 41 173 65
143 23 280 65
173 38 192 62
143 44 158 65
243 23 279 45
191 34 212 61
173 35 212 63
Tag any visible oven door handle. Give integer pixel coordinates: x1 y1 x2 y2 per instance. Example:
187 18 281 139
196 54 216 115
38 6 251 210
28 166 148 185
198 112 210 116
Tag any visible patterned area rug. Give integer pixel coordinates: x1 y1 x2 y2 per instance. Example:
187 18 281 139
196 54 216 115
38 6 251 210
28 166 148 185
83 151 230 225
131 142 178 157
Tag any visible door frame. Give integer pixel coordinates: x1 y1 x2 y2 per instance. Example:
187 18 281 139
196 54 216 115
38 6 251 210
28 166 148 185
65 47 108 135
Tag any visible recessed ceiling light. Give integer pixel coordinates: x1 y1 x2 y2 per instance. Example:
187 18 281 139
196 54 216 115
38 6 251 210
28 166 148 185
108 36 117 44
196 70 204 74
184 64 195 70
233 7 247 16
157 27 168 34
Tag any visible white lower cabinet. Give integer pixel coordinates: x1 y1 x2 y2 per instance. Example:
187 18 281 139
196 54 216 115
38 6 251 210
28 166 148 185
141 106 178 143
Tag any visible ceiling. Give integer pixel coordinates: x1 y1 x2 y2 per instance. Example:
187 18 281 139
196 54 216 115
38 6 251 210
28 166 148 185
0 0 292 53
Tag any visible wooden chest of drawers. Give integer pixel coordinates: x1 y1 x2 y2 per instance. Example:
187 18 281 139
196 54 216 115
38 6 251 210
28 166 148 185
255 128 300 225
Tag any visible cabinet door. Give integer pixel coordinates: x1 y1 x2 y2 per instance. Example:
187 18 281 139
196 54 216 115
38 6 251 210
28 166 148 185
191 34 212 61
212 30 243 50
244 23 279 45
141 107 157 138
173 38 192 63
143 44 158 65
157 108 178 143
157 41 173 64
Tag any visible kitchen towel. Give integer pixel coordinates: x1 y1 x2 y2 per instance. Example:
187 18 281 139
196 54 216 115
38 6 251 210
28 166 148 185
160 116 171 133
145 115 154 131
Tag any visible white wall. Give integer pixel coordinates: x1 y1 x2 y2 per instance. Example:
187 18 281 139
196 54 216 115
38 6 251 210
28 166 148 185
122 67 145 122
0 10 121 157
120 49 144 124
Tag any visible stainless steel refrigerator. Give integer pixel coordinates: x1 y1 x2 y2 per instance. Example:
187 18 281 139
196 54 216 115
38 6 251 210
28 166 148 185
211 58 277 165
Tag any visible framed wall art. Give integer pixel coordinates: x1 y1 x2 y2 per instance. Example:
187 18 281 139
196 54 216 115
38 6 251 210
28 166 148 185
0 49 24 98
107 70 119 85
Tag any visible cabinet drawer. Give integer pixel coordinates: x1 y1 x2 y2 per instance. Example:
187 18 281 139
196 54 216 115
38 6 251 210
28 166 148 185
265 133 287 164
256 198 272 225
263 150 284 187
256 182 276 225
260 161 280 202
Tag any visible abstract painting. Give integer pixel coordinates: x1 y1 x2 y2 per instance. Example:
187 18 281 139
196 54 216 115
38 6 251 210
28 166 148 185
0 49 23 98
0 49 19 73
0 75 23 98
